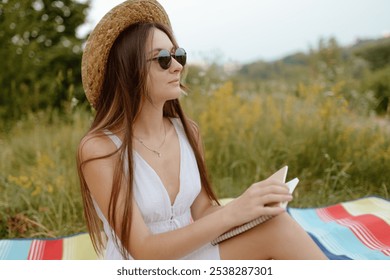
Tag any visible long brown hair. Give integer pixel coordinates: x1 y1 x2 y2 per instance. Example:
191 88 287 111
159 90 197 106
77 22 219 259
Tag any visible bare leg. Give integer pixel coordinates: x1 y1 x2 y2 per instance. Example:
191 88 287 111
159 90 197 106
219 212 327 260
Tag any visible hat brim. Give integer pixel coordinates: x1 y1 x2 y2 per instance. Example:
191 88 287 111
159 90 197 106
81 0 171 108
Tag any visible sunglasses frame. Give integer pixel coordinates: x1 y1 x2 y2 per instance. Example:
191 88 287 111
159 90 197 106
148 47 187 70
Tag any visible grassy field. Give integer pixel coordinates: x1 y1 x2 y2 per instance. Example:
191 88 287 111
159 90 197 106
183 82 390 205
1 82 389 238
0 110 90 238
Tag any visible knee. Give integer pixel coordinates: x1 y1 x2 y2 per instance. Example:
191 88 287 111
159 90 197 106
278 212 313 243
264 212 300 238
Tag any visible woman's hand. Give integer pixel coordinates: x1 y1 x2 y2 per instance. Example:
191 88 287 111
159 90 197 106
222 179 292 228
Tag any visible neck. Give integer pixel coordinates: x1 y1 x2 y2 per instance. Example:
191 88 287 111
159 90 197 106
133 101 165 138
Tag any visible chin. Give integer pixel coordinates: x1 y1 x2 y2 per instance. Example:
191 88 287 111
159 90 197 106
153 88 182 103
166 89 182 100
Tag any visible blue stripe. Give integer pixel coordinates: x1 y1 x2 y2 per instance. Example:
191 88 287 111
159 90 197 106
308 232 351 260
0 240 31 260
288 208 390 260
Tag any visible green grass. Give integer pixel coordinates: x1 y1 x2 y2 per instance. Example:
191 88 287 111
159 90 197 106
183 81 390 207
0 109 91 238
1 82 389 238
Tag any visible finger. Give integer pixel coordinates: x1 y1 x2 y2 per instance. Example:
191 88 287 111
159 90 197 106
244 186 289 203
259 193 293 206
259 180 290 190
258 206 286 216
257 178 289 188
258 185 291 195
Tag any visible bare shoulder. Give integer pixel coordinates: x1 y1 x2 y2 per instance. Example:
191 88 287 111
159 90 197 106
78 131 118 163
78 131 122 216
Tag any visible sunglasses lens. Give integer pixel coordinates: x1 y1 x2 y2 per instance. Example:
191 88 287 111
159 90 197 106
174 48 187 67
157 49 171 70
152 48 186 70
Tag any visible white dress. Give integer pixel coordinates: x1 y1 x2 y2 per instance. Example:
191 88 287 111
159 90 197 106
93 118 221 260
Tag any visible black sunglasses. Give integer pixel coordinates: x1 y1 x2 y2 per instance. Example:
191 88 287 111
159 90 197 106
148 48 187 70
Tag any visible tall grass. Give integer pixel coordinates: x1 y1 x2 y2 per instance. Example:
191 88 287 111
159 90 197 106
182 81 390 207
1 82 389 238
0 109 91 238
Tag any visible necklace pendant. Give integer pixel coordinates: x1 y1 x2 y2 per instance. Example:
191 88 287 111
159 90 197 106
135 121 166 158
152 150 161 157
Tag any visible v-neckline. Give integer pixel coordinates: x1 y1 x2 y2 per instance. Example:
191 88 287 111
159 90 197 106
134 119 182 207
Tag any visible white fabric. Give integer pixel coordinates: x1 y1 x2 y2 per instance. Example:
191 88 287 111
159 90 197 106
93 118 220 260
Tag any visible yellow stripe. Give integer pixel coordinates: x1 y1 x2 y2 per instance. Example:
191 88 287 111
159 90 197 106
343 197 390 224
62 234 100 260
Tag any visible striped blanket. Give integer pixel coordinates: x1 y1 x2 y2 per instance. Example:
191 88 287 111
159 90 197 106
0 196 389 260
0 232 99 260
288 196 390 260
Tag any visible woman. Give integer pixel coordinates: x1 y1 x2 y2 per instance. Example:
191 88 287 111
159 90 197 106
78 0 327 260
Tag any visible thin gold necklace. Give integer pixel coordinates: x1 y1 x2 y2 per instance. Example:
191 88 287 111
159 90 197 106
135 122 167 157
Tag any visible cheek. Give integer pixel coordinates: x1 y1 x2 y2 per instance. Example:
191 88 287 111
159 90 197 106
147 74 157 93
147 71 166 91
146 72 158 91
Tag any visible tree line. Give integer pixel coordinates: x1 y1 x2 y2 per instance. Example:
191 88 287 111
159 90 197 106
0 0 89 122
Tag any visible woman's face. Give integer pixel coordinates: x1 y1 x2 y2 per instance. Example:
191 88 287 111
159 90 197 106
146 28 183 105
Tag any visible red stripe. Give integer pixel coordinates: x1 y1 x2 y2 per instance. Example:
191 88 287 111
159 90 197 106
27 240 44 260
41 239 63 260
27 240 63 260
317 204 390 252
337 218 383 249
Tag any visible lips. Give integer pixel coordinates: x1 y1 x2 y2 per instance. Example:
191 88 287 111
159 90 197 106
169 78 180 84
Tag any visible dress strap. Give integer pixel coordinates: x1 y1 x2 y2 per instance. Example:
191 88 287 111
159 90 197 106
103 129 122 149
170 118 186 139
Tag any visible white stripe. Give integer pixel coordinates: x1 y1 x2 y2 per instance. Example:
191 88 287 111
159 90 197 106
39 241 45 259
28 241 37 259
291 210 364 259
322 230 363 259
346 218 388 250
317 208 333 222
337 219 378 249
34 241 41 260
30 240 44 260
337 218 389 251
29 241 35 259
290 211 349 257
0 241 11 259
318 208 390 255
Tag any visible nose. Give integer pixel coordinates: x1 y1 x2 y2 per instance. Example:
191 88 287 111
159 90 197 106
170 57 183 72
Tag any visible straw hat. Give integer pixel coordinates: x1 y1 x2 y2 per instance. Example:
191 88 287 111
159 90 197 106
81 0 171 108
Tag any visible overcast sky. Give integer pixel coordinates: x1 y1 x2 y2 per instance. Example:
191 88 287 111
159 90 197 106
79 0 390 64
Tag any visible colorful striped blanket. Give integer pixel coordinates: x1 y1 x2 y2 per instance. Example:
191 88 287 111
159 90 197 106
0 232 99 260
0 196 389 260
288 196 390 260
